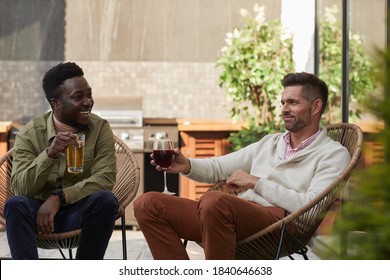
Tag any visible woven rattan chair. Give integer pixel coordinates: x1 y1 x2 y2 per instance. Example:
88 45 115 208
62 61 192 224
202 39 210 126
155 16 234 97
0 135 140 259
185 123 363 259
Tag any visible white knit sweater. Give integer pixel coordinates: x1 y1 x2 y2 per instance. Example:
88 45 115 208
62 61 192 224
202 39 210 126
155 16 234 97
185 127 351 213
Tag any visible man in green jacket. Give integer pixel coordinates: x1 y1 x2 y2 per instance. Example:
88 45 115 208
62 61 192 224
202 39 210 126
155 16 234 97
4 62 118 259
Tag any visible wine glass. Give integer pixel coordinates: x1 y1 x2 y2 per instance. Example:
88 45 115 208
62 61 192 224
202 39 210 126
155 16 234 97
153 139 176 195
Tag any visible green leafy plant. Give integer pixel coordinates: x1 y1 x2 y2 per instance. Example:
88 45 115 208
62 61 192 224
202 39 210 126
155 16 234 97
216 4 295 150
319 5 375 123
333 47 390 259
217 4 376 151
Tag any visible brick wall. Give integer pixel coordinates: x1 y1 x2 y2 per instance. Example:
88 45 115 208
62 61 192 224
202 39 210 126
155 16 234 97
0 61 231 124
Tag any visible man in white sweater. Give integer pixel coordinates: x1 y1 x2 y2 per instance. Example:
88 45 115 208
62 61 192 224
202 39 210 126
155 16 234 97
134 72 351 260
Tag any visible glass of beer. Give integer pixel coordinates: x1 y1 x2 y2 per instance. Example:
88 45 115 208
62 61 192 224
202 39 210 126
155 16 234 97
66 133 85 174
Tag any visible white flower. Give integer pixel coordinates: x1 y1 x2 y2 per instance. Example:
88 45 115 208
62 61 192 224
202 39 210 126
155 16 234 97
221 46 228 53
240 9 249 17
352 34 360 41
225 37 232 46
255 6 265 23
233 29 241 39
325 6 337 23
228 87 237 94
225 32 233 45
240 36 250 44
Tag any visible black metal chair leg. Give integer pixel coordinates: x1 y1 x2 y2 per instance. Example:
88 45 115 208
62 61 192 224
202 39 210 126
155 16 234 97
276 221 310 260
58 248 66 259
121 214 127 260
276 222 287 260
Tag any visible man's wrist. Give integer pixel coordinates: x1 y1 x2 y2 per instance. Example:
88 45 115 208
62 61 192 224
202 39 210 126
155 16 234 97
46 148 58 159
183 159 191 174
52 189 66 206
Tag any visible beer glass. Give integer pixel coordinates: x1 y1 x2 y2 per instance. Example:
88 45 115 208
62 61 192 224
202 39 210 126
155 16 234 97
66 133 85 174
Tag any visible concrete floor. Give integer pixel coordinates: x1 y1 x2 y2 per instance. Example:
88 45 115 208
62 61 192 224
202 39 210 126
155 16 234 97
0 229 204 260
0 228 320 260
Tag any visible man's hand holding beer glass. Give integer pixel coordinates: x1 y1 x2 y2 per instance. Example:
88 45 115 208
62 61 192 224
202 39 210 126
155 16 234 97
46 132 83 160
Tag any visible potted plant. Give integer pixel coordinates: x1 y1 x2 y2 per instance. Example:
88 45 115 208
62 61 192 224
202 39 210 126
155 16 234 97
217 4 375 151
216 4 294 151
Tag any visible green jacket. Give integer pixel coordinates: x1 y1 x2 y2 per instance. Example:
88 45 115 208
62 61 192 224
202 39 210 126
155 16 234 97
11 111 116 204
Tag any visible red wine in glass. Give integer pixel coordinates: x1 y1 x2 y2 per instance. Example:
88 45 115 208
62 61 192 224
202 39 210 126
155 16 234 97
153 139 176 195
153 149 175 168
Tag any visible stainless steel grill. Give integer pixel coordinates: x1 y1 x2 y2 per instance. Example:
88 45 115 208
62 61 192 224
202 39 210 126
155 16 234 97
93 96 144 228
93 96 144 152
143 119 179 152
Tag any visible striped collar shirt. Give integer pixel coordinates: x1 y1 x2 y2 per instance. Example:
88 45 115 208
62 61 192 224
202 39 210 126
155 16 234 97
283 129 321 160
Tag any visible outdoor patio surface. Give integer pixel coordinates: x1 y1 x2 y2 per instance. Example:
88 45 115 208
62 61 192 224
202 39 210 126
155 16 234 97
0 228 320 260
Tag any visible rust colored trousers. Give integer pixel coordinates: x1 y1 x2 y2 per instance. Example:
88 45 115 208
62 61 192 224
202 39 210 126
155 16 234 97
133 191 285 260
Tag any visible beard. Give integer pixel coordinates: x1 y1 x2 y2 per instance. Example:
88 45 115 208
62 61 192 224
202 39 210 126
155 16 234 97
66 118 89 130
77 123 90 131
284 115 310 133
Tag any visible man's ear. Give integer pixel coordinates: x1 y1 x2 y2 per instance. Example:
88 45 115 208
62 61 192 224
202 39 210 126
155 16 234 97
50 98 59 111
312 99 323 116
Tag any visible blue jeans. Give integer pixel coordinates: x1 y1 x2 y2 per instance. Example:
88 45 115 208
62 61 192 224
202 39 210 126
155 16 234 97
4 190 118 259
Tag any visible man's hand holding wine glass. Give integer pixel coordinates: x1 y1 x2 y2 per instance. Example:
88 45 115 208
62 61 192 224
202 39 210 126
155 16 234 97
151 147 191 175
152 139 187 195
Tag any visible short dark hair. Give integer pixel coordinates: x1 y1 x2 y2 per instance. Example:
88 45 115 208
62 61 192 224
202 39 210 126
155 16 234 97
281 72 328 115
42 62 84 102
